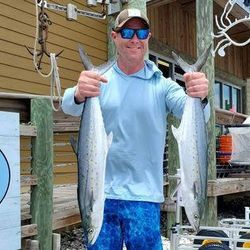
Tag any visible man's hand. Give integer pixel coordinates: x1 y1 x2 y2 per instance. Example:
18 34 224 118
184 72 209 100
74 71 108 103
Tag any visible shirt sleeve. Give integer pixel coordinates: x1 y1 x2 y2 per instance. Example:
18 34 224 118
61 86 84 116
164 78 187 119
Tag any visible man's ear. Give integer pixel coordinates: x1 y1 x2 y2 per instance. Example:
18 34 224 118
111 31 117 40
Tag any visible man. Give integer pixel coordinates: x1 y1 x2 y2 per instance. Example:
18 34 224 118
62 8 209 250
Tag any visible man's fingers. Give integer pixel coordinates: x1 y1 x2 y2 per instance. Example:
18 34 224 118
184 72 206 82
83 90 100 97
80 70 108 83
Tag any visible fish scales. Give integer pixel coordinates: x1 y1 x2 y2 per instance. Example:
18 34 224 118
172 96 207 231
74 46 114 247
171 46 210 231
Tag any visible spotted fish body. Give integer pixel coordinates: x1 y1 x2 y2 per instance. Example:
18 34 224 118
171 47 210 231
172 96 207 231
74 46 115 247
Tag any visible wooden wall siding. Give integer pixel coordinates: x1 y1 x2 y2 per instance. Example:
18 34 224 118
148 2 197 59
21 133 78 186
0 0 108 186
243 45 250 78
53 133 77 185
0 0 108 95
214 45 244 79
147 2 248 80
245 79 250 114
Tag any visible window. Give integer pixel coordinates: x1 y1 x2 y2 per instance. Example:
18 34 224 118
223 84 231 110
215 80 242 112
158 59 170 78
215 81 222 109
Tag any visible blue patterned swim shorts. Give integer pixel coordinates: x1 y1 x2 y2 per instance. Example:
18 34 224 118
89 199 163 250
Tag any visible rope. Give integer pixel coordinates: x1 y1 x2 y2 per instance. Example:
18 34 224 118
33 0 62 111
50 53 62 111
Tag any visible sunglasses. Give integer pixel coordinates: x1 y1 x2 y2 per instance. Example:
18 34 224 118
119 28 150 40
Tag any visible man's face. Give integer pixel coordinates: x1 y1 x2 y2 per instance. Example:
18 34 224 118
111 18 151 64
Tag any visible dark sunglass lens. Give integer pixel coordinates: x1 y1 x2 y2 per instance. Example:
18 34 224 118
120 28 135 39
136 29 149 39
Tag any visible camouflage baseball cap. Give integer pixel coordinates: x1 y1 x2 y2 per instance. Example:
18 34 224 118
113 8 150 32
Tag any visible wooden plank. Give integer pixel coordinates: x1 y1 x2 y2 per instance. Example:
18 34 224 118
30 99 53 250
53 233 61 250
228 172 250 178
147 0 176 7
0 0 107 40
21 213 32 221
21 224 38 238
24 239 39 250
20 124 37 137
21 175 38 187
53 110 80 132
53 123 80 132
53 214 81 230
0 51 79 82
215 108 248 125
207 178 250 197
0 11 107 61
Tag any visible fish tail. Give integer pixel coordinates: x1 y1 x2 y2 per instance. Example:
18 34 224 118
78 44 95 71
172 44 212 72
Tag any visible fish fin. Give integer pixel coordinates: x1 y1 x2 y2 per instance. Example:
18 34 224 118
193 44 212 72
79 44 116 74
172 44 212 73
78 44 94 71
95 58 116 75
107 132 113 149
170 181 180 200
171 51 192 73
70 135 78 155
171 125 181 143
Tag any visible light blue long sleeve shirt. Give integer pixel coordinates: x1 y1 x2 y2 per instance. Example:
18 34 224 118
62 60 189 203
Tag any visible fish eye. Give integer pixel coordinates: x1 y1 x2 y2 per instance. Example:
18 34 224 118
88 228 94 234
194 214 199 220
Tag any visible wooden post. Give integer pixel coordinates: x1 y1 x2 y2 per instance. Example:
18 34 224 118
125 0 147 14
53 233 61 250
196 0 217 226
30 98 53 250
24 239 39 250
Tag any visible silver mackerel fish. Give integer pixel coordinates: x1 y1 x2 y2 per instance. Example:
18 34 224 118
72 46 115 247
171 46 210 231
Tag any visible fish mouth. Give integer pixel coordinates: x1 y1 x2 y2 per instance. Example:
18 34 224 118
88 228 94 240
192 214 200 231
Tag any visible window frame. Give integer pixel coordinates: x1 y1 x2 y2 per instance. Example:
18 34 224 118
214 78 242 113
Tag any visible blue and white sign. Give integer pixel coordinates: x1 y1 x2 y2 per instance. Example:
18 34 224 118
0 112 21 250
0 150 11 204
